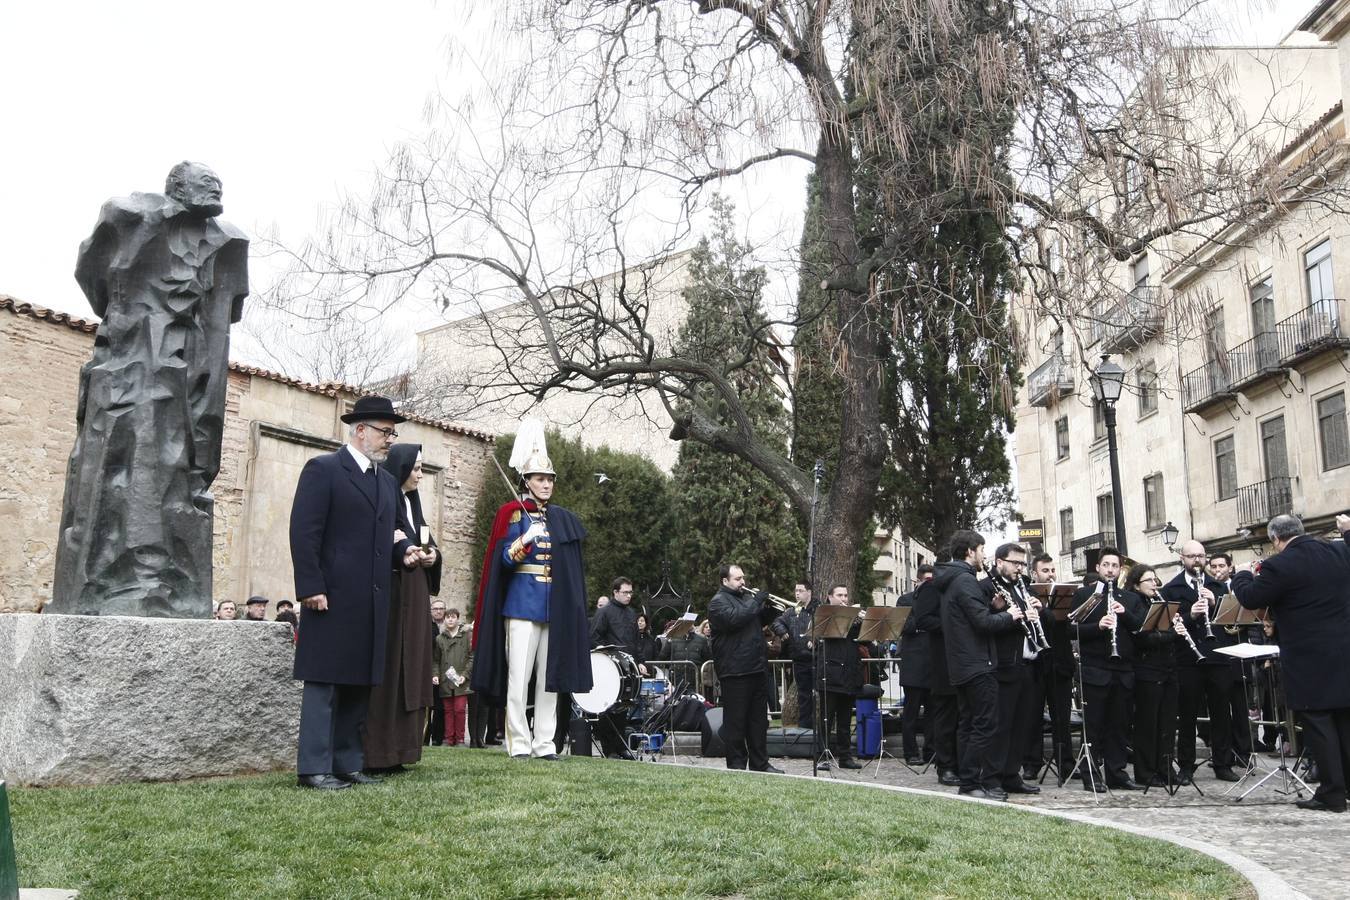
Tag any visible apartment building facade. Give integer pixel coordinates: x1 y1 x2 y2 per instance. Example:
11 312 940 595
1015 23 1350 574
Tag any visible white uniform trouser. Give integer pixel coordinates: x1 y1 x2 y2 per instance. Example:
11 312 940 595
505 617 556 757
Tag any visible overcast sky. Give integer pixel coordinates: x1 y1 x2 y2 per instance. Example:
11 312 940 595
0 0 1312 347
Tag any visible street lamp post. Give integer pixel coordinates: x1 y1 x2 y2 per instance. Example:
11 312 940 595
1092 354 1128 557
1162 521 1179 552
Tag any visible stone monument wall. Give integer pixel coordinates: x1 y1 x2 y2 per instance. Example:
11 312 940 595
0 296 494 615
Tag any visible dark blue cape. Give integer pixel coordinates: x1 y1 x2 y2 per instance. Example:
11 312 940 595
471 502 593 701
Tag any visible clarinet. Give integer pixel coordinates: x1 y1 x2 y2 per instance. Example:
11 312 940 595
1197 579 1215 639
1173 613 1205 662
1107 585 1121 659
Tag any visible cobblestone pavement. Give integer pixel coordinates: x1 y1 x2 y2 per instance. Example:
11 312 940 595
656 745 1347 899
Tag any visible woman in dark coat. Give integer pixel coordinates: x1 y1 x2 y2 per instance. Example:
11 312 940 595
363 443 440 771
1125 564 1180 787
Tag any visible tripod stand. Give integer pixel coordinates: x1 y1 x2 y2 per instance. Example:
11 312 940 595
1234 651 1311 801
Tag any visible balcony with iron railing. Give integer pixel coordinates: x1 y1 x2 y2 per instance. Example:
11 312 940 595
1277 298 1350 366
1070 530 1116 574
1099 287 1164 355
1027 353 1075 407
1181 357 1236 414
1224 330 1284 392
1236 476 1293 528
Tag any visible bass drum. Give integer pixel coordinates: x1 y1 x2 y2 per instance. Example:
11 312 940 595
573 648 641 715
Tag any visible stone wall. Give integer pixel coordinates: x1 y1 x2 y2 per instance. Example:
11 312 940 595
0 297 495 615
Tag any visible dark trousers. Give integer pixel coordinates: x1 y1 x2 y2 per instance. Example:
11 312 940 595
1133 677 1178 783
996 666 1036 786
955 674 1000 790
1081 674 1132 780
930 690 960 772
1299 708 1350 808
297 681 371 776
1026 659 1074 776
792 662 815 729
1178 664 1238 770
426 695 445 745
900 685 931 761
719 673 770 771
820 690 855 760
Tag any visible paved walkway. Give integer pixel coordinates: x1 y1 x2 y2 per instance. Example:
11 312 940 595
657 748 1347 899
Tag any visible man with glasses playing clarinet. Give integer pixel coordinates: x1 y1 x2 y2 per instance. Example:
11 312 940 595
987 543 1044 795
1163 540 1242 784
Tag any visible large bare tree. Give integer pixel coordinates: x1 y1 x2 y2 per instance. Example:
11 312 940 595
272 0 1344 592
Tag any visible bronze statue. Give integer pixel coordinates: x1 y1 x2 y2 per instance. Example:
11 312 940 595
50 162 249 617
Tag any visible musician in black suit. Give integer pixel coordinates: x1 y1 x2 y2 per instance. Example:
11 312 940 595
1162 539 1241 783
987 544 1043 795
1124 564 1182 787
289 395 404 790
1024 554 1075 782
1231 515 1350 813
911 554 960 784
896 565 935 765
936 530 1023 801
1071 548 1144 791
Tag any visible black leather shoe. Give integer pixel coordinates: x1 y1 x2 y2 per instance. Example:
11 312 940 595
1213 767 1240 783
984 786 1009 802
905 757 924 766
938 770 961 786
1022 767 1042 783
1147 774 1169 787
755 764 785 774
1107 777 1142 791
1175 768 1195 785
1005 780 1041 795
839 758 863 770
1296 797 1347 813
298 774 350 790
538 754 561 761
336 771 381 785
1082 779 1107 793
957 787 991 799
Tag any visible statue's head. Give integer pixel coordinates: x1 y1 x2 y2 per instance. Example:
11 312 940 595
165 161 223 218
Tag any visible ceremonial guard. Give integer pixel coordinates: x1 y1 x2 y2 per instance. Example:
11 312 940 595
471 423 592 759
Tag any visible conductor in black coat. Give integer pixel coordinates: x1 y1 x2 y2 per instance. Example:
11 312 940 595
1231 514 1350 813
936 529 1023 801
289 395 404 790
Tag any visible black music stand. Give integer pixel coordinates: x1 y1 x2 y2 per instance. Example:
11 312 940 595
858 607 909 777
1066 587 1111 802
1029 582 1078 787
810 604 858 777
1213 644 1311 801
1135 601 1203 798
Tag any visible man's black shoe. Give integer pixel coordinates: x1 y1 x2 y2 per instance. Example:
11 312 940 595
957 786 991 799
336 771 381 785
1107 777 1142 791
839 758 863 770
905 757 924 766
938 770 961 786
1148 774 1169 787
538 754 561 761
984 786 1009 802
1082 779 1107 793
1213 767 1240 783
755 764 785 774
1004 780 1041 795
1296 797 1347 813
298 774 351 790
1022 767 1042 782
1175 768 1195 785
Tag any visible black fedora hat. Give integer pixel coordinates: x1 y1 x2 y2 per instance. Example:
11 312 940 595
341 394 408 425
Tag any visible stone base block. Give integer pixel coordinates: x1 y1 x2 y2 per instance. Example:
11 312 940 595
0 614 301 786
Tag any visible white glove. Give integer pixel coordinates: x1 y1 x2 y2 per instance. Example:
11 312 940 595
523 521 548 544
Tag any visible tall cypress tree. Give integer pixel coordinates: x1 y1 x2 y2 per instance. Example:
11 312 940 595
669 196 805 607
855 0 1021 550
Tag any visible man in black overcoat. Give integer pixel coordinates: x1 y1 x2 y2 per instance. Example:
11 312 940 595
1231 514 1350 813
896 565 935 766
289 395 404 790
935 529 1023 801
912 557 960 784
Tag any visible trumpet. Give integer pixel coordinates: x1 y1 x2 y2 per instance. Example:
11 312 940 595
746 588 797 611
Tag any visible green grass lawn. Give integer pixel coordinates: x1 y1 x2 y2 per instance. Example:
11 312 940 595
11 750 1248 899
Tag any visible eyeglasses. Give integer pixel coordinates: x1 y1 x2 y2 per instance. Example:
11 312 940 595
362 424 398 439
615 589 633 595
1139 577 1160 584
